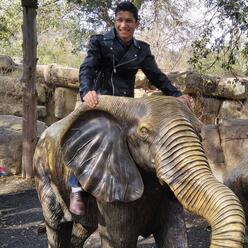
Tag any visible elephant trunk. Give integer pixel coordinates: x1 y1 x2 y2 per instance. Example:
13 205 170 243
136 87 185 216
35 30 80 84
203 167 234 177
155 118 245 248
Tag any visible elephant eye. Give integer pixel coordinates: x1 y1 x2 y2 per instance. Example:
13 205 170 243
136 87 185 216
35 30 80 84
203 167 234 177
138 126 150 140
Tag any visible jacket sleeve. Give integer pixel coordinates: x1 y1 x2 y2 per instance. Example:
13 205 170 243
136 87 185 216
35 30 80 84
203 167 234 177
141 45 182 97
79 35 102 98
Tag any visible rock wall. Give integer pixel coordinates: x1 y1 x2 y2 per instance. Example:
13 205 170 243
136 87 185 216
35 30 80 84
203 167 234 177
0 115 47 174
202 119 248 182
1 56 248 126
0 55 248 178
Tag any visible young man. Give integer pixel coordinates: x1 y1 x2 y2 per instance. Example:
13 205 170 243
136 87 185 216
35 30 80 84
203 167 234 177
69 1 192 215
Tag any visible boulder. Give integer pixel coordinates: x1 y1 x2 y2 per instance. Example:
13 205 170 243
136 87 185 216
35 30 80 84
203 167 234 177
37 64 80 88
0 103 47 119
37 105 47 119
36 82 47 104
54 87 78 119
0 76 23 116
0 73 48 119
224 155 248 222
215 77 248 100
135 70 151 89
201 125 226 182
167 71 217 96
219 119 248 173
0 55 19 74
218 100 248 121
167 71 248 100
193 97 222 124
0 76 22 99
0 115 47 174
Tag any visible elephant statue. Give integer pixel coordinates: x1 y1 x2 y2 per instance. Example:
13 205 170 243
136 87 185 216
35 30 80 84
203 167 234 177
34 95 245 248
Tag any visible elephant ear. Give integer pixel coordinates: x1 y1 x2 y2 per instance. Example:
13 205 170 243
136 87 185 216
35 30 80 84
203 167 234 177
62 110 144 202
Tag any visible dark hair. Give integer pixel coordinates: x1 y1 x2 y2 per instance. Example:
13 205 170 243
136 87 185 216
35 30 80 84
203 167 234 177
115 1 139 21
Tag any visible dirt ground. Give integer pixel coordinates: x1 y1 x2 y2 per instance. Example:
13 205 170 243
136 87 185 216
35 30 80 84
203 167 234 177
0 175 246 248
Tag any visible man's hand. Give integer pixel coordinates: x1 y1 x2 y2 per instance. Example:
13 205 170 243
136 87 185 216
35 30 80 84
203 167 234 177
82 90 99 108
177 94 194 109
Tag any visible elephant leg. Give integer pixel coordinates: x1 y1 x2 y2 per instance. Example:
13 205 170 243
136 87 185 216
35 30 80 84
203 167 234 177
153 196 188 248
71 222 89 248
97 201 139 248
83 229 101 248
36 170 73 248
47 221 73 248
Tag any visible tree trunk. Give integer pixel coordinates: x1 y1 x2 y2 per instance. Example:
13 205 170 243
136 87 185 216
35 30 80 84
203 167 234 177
21 0 38 178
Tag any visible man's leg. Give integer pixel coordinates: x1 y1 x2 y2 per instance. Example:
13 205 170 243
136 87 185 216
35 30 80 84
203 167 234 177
68 175 85 215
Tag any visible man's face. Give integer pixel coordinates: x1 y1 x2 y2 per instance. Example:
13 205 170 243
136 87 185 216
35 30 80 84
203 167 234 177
115 11 139 43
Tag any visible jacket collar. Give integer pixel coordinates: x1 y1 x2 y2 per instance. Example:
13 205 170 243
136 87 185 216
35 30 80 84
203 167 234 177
103 28 140 49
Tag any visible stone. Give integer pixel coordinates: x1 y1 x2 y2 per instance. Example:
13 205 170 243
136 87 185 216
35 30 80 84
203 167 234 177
0 76 23 116
0 115 47 175
0 76 22 99
36 64 52 83
193 97 222 124
37 105 47 119
135 70 152 89
38 64 80 88
201 125 226 182
0 55 18 74
54 87 78 119
168 71 217 96
215 77 248 100
36 82 47 104
167 71 248 100
0 75 47 118
224 155 248 222
219 119 248 173
218 100 248 122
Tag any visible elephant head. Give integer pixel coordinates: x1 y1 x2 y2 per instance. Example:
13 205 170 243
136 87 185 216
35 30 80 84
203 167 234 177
40 95 245 247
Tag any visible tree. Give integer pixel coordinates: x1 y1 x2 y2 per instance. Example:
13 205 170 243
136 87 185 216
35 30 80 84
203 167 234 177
0 0 79 66
0 0 23 54
21 0 38 178
136 0 197 70
189 0 248 75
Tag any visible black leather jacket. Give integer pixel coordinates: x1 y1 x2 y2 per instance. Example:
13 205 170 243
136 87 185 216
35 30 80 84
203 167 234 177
79 28 182 98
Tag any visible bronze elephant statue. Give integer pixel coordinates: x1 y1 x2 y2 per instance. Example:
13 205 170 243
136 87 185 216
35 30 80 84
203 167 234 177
34 95 245 248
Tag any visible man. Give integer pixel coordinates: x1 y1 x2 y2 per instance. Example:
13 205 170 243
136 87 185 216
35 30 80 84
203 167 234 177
69 1 192 215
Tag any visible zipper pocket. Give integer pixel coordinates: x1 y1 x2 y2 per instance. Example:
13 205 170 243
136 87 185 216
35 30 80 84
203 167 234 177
115 55 138 68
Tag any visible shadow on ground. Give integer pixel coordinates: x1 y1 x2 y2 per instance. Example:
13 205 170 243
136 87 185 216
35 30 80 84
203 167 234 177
0 189 47 248
0 186 212 248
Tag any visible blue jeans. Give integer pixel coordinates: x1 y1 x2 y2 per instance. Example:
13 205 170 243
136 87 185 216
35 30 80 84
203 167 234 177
68 174 80 187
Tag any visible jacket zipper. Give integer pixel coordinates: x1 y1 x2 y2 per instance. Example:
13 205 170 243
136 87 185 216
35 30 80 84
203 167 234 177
112 54 116 95
111 53 138 96
115 55 137 68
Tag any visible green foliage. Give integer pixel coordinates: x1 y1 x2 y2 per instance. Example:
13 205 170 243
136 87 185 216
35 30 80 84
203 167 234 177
0 0 22 48
0 0 246 75
37 35 84 67
189 0 248 75
37 0 65 33
0 16 10 42
0 0 84 67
